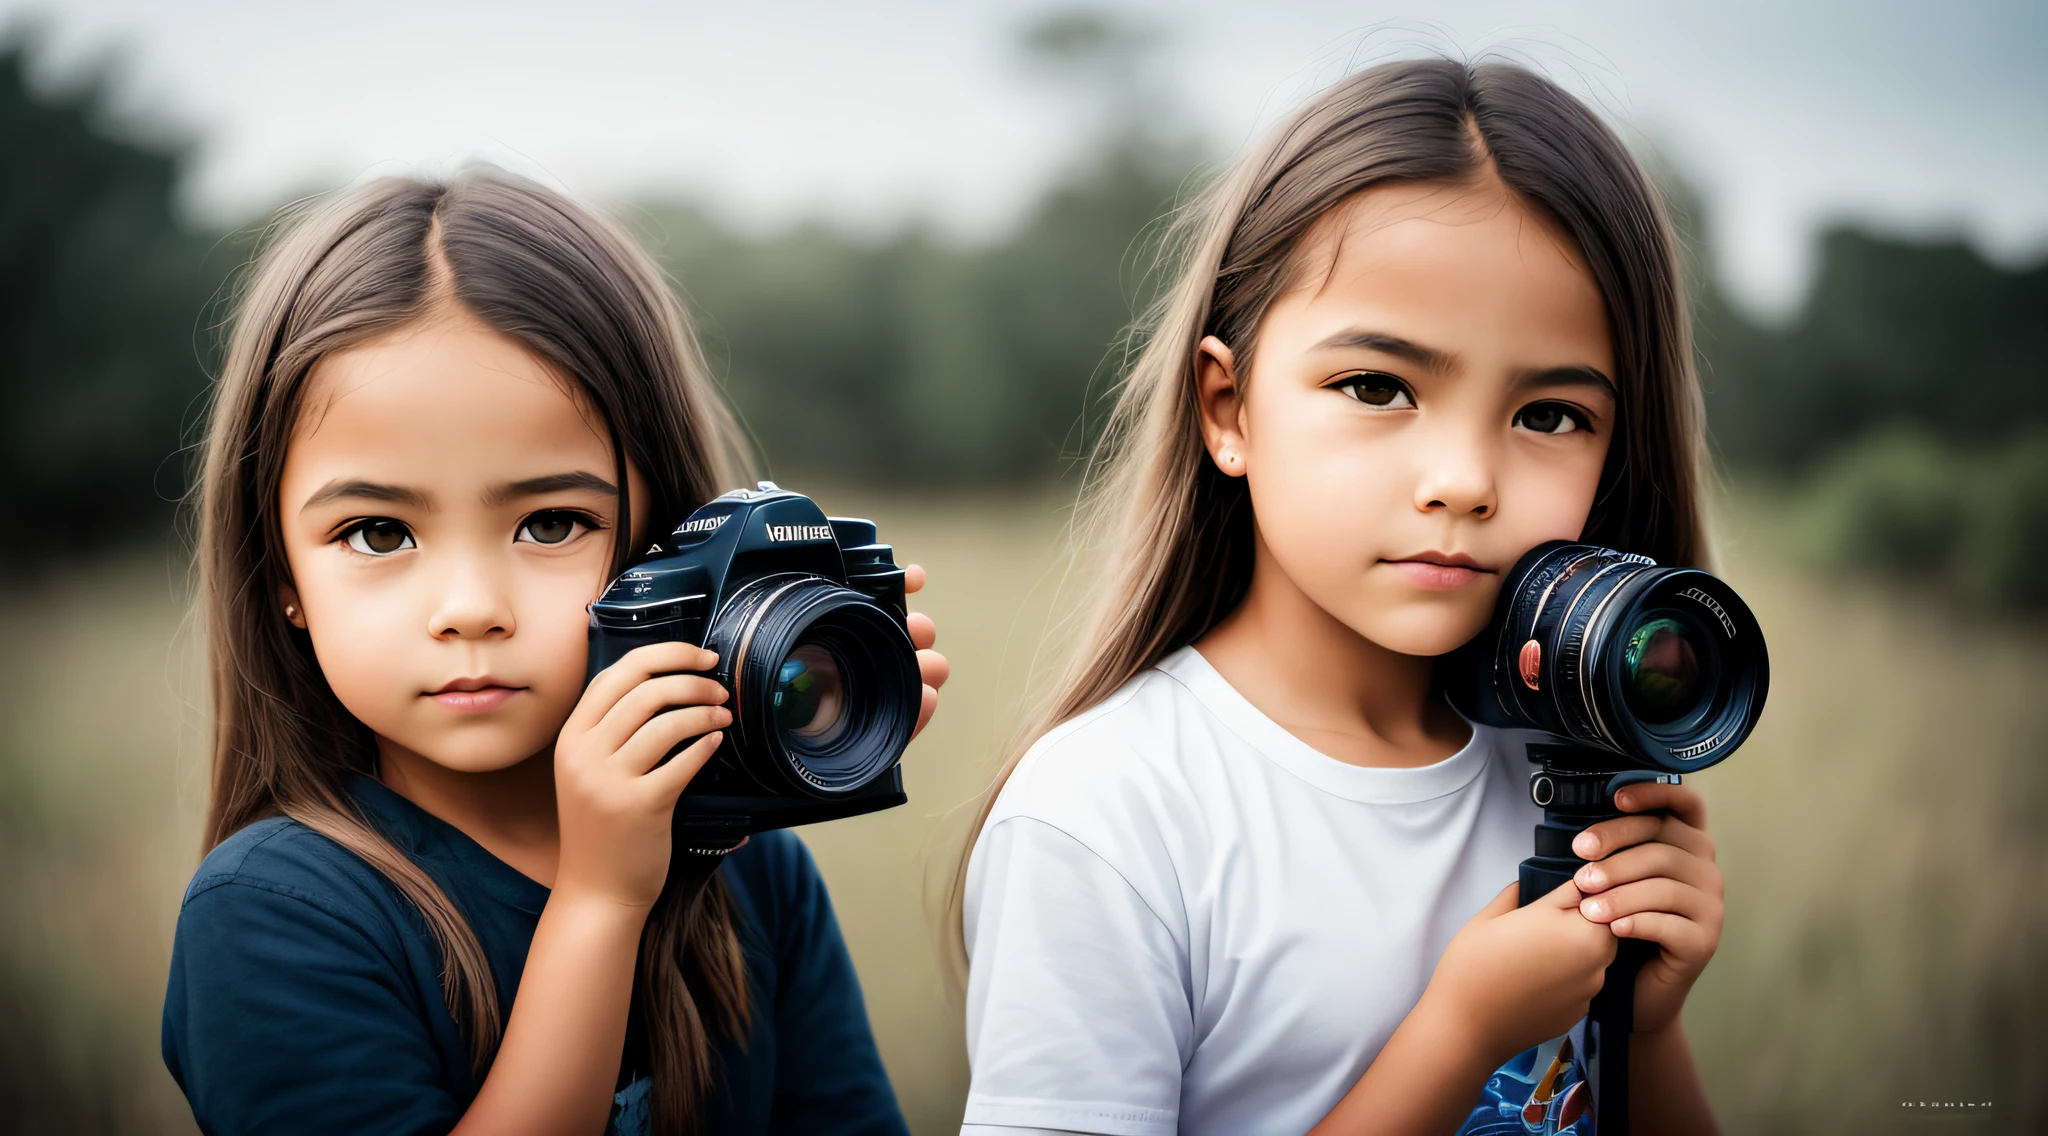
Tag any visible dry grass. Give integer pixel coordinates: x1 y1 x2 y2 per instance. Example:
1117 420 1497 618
0 493 2039 1133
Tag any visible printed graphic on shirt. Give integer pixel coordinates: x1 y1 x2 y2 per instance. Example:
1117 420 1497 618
1457 1032 1592 1135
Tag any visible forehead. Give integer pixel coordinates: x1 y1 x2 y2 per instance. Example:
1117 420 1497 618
1271 175 1612 371
288 311 613 488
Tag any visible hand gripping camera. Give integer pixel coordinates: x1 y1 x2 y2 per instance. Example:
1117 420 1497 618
1439 540 1769 1134
584 483 921 847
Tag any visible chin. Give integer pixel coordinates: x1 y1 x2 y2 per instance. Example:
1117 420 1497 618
403 731 549 775
1350 602 1491 659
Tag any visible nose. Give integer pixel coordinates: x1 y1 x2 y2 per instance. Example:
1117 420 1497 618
428 549 515 640
1412 425 1498 519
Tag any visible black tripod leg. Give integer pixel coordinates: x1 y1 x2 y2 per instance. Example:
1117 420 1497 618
1588 938 1657 1135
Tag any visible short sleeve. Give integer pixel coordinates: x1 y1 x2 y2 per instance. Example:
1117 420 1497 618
962 816 1191 1136
759 837 910 1136
163 878 460 1136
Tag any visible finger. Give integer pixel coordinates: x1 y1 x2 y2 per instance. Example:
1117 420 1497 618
904 563 927 594
1573 840 1721 895
912 684 938 739
640 730 724 801
570 641 720 735
1609 910 1715 963
1572 814 1663 860
1578 877 1715 926
908 611 938 651
587 673 730 756
614 704 735 776
1614 781 1709 833
916 646 950 690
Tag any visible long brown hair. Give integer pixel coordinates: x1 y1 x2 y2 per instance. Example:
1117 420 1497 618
197 169 752 1132
949 57 1712 965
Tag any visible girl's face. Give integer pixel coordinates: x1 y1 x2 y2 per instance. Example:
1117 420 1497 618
1201 174 1616 657
278 307 651 774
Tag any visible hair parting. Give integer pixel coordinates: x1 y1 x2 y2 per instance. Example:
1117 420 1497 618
946 56 1711 975
198 169 751 1133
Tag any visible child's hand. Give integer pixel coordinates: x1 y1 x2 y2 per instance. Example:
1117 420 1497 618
1423 879 1619 1064
1568 781 1724 1033
551 641 731 910
904 564 951 738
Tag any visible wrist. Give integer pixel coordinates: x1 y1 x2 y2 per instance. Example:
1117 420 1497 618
1409 985 1506 1077
543 881 659 928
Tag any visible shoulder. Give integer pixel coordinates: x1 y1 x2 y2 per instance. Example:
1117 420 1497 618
180 815 410 945
988 651 1240 841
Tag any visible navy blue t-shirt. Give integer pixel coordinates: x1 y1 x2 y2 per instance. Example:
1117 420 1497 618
161 775 908 1136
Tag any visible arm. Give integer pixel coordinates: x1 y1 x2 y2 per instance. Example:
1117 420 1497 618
164 879 467 1136
1631 1020 1718 1135
1307 881 1617 1136
452 642 732 1136
960 817 1190 1136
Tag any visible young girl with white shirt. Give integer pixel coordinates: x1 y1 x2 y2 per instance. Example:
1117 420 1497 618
955 59 1725 1136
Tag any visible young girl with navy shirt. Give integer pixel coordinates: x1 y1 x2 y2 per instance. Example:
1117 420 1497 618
162 170 949 1136
956 59 1724 1135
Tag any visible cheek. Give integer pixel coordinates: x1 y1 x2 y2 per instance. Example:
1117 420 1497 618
1499 447 1606 545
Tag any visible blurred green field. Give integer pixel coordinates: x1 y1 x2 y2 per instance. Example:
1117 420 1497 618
0 492 2040 1133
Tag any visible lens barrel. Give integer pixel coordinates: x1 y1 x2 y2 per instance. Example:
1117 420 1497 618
1464 542 1768 772
704 573 920 797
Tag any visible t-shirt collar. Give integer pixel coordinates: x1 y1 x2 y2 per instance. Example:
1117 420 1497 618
1156 645 1495 805
348 772 552 915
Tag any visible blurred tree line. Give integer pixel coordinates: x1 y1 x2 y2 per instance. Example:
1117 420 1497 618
3 25 2043 606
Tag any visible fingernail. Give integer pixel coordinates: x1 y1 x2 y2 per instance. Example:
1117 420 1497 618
1574 833 1598 856
1578 868 1603 889
1583 899 1605 918
1616 792 1634 809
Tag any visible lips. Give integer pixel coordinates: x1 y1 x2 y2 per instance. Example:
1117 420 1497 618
426 676 526 713
1382 551 1494 590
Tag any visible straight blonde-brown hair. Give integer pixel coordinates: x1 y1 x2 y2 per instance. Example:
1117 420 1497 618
198 168 753 1133
948 57 1711 967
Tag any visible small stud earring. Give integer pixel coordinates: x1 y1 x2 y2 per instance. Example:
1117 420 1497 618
284 603 300 623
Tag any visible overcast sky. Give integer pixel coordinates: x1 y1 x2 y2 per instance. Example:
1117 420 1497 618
9 0 2044 316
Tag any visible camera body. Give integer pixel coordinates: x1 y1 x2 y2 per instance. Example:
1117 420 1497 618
585 483 921 847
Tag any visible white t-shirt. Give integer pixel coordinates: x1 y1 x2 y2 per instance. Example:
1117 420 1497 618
961 645 1578 1136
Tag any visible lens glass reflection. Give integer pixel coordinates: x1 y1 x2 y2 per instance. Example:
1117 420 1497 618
773 642 847 743
1623 616 1704 725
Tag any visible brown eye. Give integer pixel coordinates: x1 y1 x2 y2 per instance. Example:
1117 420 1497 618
1515 401 1589 436
517 511 588 546
343 520 414 556
1333 372 1415 410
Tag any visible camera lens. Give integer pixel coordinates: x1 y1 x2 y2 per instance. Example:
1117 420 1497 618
774 642 848 742
705 573 920 797
1444 541 1768 771
1621 616 1707 724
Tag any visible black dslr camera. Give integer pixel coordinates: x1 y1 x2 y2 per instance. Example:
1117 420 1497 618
585 483 921 846
1439 540 1769 1132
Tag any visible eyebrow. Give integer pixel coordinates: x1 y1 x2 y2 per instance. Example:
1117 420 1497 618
1312 326 1617 398
300 479 432 513
1511 364 1618 399
483 471 619 507
299 471 618 515
1309 329 1462 375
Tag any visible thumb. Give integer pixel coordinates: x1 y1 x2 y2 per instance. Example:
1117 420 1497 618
1475 882 1520 920
1539 878 1586 910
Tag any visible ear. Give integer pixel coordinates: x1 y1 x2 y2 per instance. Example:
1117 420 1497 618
277 581 307 629
1195 335 1249 479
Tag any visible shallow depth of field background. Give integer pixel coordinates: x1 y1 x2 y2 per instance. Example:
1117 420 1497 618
3 3 2044 1134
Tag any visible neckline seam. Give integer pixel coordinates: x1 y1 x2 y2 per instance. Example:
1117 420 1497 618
1154 647 1493 805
